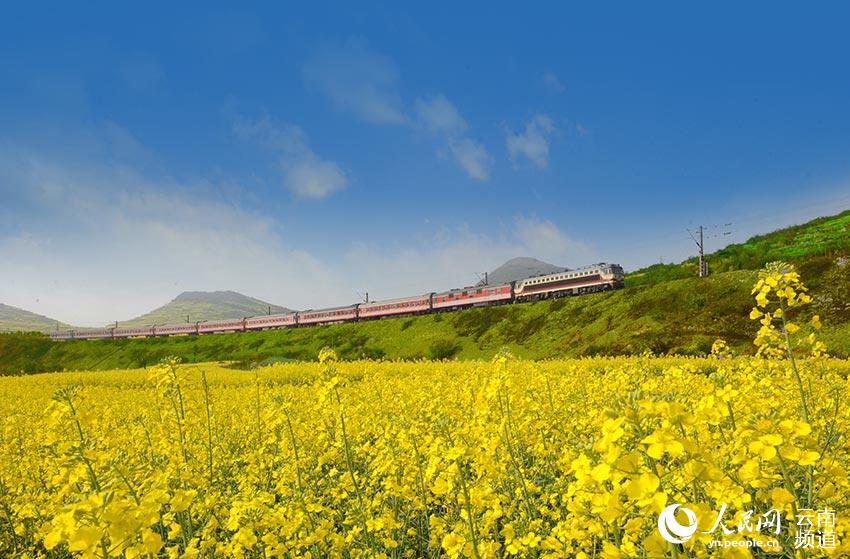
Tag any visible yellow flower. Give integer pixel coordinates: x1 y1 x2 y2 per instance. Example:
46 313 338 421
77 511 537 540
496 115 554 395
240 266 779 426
625 472 660 501
748 434 782 460
141 529 163 554
68 525 102 553
591 463 612 483
768 487 795 506
318 346 338 364
170 489 196 513
641 429 684 460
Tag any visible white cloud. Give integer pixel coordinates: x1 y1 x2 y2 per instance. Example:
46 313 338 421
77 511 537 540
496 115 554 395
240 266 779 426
514 216 592 264
302 39 492 181
415 95 467 135
302 38 407 125
234 116 347 200
506 114 556 169
0 123 591 327
284 160 347 200
542 71 566 93
0 144 345 326
416 94 492 181
449 138 492 181
0 157 591 324
344 217 594 300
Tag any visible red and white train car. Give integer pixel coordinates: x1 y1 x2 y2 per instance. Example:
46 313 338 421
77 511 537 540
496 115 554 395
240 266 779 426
298 305 357 326
432 284 512 310
77 328 114 339
155 323 199 336
198 319 245 334
358 294 431 319
245 313 297 330
114 326 155 338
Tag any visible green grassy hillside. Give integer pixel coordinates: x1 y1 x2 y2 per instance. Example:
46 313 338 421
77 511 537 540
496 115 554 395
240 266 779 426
2 261 848 374
0 303 72 333
626 210 850 286
1 209 848 374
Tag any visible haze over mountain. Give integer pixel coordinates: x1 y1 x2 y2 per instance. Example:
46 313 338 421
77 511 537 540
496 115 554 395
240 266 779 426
116 291 292 328
482 257 565 285
0 303 73 333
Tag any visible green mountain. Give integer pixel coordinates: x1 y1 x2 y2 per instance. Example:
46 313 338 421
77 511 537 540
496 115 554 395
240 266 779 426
117 291 292 328
1 209 848 374
483 256 564 285
0 303 72 333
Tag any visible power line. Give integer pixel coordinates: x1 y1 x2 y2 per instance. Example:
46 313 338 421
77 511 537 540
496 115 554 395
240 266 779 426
687 226 708 277
687 222 733 277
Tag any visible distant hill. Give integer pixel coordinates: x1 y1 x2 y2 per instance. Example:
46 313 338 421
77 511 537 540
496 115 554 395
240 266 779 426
117 291 292 328
0 303 72 333
483 257 564 285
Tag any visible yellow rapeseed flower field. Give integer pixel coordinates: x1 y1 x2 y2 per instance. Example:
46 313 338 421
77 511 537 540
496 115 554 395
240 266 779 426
1 353 848 558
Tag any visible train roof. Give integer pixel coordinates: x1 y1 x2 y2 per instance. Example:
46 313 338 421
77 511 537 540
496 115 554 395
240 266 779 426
359 293 432 306
434 283 510 295
246 312 297 320
299 304 358 314
523 262 616 278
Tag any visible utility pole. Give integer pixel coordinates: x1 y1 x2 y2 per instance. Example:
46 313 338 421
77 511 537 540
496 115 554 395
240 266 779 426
688 225 709 277
357 291 369 303
475 272 489 286
268 305 271 315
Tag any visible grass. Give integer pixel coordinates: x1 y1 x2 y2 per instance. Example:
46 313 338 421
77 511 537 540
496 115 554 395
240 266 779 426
2 263 848 374
626 209 850 286
2 208 848 374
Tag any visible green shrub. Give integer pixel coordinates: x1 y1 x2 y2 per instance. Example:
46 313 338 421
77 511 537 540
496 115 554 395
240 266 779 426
428 339 461 360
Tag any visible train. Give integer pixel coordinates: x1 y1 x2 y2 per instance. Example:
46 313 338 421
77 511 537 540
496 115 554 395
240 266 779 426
50 262 625 340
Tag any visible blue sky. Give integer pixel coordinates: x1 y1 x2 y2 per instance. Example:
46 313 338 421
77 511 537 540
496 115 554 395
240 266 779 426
2 3 850 325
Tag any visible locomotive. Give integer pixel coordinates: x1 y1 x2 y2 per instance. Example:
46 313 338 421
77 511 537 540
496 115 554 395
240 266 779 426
51 263 624 340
